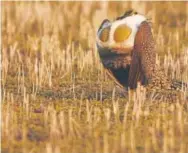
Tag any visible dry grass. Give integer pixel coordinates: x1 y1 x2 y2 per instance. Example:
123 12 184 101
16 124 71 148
1 1 188 153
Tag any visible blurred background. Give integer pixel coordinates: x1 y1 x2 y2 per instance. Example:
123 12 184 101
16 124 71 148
1 2 188 153
2 1 188 49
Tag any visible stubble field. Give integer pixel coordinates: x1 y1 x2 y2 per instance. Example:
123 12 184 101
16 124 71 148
1 1 188 153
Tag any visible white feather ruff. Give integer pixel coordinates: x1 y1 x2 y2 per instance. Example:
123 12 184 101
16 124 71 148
97 14 147 49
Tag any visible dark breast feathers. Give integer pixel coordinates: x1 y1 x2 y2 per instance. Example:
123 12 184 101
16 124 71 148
99 52 131 88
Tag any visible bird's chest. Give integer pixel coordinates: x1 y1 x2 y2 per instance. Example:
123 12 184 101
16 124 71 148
100 54 132 69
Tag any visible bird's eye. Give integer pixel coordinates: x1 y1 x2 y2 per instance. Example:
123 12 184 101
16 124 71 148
99 27 110 42
113 25 132 43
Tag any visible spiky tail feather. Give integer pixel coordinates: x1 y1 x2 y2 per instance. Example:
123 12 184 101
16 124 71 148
171 80 188 91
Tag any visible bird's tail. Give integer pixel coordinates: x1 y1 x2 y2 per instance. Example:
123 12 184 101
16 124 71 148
171 80 188 91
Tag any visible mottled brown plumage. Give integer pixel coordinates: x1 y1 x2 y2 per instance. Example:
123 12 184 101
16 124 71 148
128 21 156 89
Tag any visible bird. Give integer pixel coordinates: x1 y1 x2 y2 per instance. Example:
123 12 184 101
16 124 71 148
96 10 186 98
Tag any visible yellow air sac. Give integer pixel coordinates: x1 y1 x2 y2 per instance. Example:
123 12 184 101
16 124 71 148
99 27 110 42
114 25 132 43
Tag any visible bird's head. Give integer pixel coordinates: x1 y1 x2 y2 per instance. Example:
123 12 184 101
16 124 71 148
96 10 148 55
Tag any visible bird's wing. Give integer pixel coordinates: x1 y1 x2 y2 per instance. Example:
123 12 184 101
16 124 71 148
128 21 156 89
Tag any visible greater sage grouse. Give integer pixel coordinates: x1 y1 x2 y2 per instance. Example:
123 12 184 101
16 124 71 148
96 10 187 101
